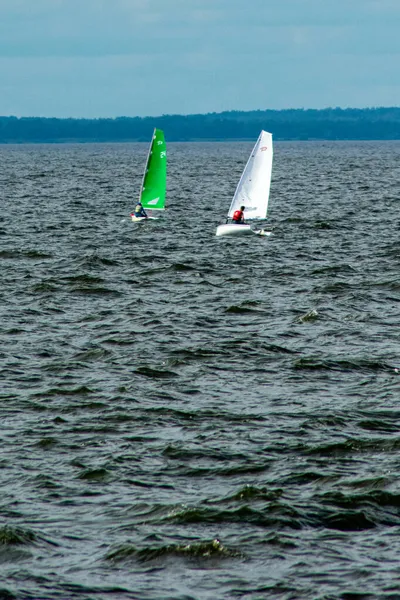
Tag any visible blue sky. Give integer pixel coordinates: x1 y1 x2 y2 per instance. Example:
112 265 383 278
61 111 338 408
0 0 399 118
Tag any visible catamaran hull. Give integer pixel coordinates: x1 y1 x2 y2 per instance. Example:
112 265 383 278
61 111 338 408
131 216 158 222
215 224 272 237
215 224 253 237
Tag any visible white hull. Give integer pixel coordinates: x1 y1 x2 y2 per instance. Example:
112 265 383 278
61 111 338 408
216 224 253 237
215 224 272 237
131 215 158 222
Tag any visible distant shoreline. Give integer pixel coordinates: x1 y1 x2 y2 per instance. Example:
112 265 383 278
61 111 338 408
1 107 399 142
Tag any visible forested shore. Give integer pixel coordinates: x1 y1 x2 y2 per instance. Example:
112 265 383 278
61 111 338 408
1 107 400 142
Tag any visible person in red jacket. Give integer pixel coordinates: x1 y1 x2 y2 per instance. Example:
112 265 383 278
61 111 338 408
232 205 245 224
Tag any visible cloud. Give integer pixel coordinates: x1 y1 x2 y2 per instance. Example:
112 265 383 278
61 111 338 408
1 0 399 58
0 0 399 116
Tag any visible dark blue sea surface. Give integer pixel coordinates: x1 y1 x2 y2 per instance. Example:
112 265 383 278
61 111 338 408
1 140 400 600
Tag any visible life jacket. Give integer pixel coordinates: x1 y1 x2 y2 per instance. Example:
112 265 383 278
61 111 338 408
135 204 144 216
233 209 243 222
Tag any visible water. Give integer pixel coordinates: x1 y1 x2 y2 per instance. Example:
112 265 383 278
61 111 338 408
1 140 400 600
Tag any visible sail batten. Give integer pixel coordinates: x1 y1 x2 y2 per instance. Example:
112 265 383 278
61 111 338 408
227 131 273 220
139 128 167 211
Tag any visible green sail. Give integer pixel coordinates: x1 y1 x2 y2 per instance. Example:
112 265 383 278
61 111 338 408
139 128 167 210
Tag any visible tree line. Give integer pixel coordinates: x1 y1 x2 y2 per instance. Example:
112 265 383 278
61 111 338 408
0 107 399 142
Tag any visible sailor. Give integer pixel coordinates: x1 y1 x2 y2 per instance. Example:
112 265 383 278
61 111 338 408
232 205 245 224
134 201 148 218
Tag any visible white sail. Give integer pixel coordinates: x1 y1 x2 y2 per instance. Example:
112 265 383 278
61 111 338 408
227 130 273 220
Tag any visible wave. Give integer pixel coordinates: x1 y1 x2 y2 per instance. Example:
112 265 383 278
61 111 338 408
0 250 52 260
135 366 179 378
106 538 241 564
294 356 396 373
0 526 37 546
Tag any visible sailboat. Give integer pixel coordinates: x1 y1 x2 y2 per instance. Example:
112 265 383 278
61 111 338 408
131 128 167 222
215 130 273 237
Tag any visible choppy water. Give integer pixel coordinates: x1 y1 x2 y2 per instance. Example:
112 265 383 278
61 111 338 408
1 140 400 600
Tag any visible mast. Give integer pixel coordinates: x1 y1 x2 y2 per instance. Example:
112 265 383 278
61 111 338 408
139 127 156 202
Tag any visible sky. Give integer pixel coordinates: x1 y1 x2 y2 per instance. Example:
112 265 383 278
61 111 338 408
0 0 399 118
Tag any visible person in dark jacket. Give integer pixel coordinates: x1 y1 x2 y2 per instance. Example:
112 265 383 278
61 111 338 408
134 201 148 218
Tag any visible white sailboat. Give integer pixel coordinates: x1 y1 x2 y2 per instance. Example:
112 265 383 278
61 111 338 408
215 130 273 237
